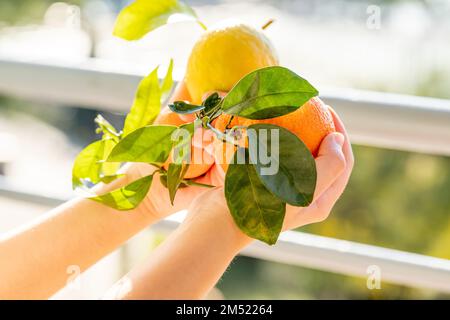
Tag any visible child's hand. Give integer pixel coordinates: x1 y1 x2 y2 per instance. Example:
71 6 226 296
184 107 353 245
119 162 222 220
283 107 353 230
104 82 226 220
102 104 354 301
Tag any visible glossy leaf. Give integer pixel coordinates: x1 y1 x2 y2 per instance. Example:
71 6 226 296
248 124 317 206
167 163 189 204
171 122 196 164
159 174 168 188
123 67 161 136
221 66 319 120
107 125 177 164
113 0 197 41
72 139 116 189
90 175 153 211
225 148 286 245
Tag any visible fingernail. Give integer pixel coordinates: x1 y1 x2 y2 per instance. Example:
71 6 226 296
333 132 345 148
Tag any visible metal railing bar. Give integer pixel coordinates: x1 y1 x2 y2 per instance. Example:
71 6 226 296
0 177 69 207
1 181 450 294
1 57 449 156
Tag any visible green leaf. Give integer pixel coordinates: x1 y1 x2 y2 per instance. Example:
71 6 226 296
225 148 286 245
72 139 116 189
90 175 153 211
101 161 121 177
221 66 319 120
167 163 189 204
179 121 196 135
169 101 205 114
95 114 120 141
113 0 197 41
248 124 317 206
107 125 177 164
159 174 168 188
184 180 215 188
171 122 196 164
160 58 174 100
123 67 161 136
202 92 222 112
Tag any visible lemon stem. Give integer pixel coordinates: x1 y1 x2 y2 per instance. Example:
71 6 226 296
261 19 274 30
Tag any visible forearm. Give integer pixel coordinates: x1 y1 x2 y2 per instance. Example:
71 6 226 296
0 175 157 299
105 204 252 300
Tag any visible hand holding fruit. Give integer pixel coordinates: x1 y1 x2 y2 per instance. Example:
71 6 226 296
72 10 354 245
98 82 225 221
184 107 353 244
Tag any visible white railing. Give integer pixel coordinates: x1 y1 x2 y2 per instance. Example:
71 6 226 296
2 57 450 156
1 57 450 293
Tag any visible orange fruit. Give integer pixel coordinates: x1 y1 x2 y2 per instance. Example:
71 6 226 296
155 109 214 179
213 97 335 172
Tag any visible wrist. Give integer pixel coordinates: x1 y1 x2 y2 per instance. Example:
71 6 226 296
183 197 253 255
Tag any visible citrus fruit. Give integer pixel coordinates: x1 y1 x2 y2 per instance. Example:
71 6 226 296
185 20 278 104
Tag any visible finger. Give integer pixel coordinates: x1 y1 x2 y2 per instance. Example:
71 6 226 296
315 147 353 215
284 132 345 228
149 170 212 216
313 132 346 200
178 114 197 122
328 107 354 191
298 171 347 225
169 79 191 103
285 175 346 228
294 108 354 224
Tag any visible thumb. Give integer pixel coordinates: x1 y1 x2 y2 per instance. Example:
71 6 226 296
313 132 346 200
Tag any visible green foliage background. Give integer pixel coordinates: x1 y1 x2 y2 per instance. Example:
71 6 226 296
219 146 450 299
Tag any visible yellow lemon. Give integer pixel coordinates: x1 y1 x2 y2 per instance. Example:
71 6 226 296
185 20 279 104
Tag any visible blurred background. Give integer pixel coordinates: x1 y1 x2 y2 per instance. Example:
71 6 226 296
0 0 449 299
